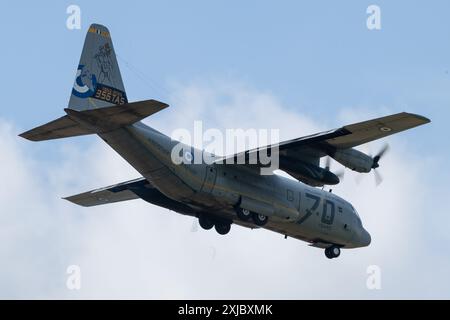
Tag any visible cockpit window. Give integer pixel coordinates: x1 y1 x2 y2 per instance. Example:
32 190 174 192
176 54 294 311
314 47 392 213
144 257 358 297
351 205 363 226
351 205 360 218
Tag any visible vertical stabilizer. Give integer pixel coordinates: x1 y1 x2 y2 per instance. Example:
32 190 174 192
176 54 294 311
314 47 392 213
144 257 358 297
69 24 128 111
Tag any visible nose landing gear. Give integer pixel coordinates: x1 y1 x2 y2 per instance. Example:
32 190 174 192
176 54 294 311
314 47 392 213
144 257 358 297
325 246 341 259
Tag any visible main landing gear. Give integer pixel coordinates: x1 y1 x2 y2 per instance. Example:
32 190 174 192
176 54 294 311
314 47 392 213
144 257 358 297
198 214 214 230
324 246 341 259
197 205 269 236
198 214 231 235
235 207 269 226
214 223 231 235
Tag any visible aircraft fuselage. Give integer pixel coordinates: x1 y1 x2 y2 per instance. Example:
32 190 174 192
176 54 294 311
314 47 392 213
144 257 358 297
99 121 371 250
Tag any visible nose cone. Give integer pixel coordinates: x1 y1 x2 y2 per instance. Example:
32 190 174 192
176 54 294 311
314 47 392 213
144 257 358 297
360 229 371 247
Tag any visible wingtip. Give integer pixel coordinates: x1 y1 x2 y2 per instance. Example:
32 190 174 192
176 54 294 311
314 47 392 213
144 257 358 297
404 112 431 124
149 99 170 109
18 131 34 141
62 195 76 202
62 196 89 207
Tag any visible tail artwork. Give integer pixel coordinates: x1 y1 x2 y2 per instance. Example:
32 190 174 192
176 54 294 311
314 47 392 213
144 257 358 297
69 24 128 111
19 24 168 142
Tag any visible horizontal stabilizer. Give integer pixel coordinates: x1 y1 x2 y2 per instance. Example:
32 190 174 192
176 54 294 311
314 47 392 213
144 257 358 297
19 115 94 141
64 99 168 132
19 99 168 141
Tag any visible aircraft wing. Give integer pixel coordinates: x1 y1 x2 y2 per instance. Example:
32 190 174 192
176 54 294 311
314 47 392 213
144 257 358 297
64 177 150 207
65 176 199 217
311 112 430 149
215 112 430 181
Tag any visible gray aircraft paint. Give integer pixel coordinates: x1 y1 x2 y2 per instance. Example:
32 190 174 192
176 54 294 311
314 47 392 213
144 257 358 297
20 24 431 257
98 119 371 249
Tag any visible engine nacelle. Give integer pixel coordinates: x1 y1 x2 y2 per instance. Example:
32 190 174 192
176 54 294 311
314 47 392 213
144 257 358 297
331 148 373 173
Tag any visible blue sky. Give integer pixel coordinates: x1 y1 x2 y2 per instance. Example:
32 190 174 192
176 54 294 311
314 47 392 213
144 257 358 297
2 1 448 133
2 0 447 183
1 1 449 298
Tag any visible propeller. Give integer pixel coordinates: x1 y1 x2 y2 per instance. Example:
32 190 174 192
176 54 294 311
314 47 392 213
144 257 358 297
370 143 389 186
324 157 345 181
371 143 389 169
373 169 383 186
356 143 389 186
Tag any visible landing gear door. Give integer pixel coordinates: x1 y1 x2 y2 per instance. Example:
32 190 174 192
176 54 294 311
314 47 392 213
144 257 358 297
201 165 217 193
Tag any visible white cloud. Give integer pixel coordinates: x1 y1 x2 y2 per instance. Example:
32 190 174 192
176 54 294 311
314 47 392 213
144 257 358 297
0 80 448 299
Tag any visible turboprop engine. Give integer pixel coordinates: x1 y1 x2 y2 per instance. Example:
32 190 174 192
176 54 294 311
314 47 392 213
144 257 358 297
331 148 373 173
330 144 390 185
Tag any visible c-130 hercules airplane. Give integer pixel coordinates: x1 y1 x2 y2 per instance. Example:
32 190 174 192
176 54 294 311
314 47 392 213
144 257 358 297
20 24 430 259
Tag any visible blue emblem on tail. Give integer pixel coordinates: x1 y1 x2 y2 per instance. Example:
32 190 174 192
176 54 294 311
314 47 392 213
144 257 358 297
72 65 97 98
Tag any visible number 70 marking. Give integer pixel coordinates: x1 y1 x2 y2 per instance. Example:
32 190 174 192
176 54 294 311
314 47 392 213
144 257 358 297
297 193 335 225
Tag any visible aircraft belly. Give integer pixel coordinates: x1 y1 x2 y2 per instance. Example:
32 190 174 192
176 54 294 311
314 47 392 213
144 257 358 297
99 127 195 201
213 205 318 243
99 126 353 248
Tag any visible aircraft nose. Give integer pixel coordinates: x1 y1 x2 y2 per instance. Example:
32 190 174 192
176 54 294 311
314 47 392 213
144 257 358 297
360 229 371 247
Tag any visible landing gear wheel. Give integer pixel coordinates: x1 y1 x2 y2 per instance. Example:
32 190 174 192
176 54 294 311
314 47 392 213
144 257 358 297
198 215 214 230
331 246 341 258
214 223 231 235
252 213 268 226
236 207 252 221
325 246 341 259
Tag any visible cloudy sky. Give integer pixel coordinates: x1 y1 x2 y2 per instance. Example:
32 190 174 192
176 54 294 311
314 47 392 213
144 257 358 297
1 1 449 299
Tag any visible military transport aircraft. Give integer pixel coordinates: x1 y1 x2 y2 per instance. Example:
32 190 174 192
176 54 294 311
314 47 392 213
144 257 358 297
20 24 430 259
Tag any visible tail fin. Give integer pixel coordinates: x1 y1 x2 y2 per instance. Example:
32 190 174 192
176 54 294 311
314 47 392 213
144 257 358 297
19 24 169 142
69 24 128 110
